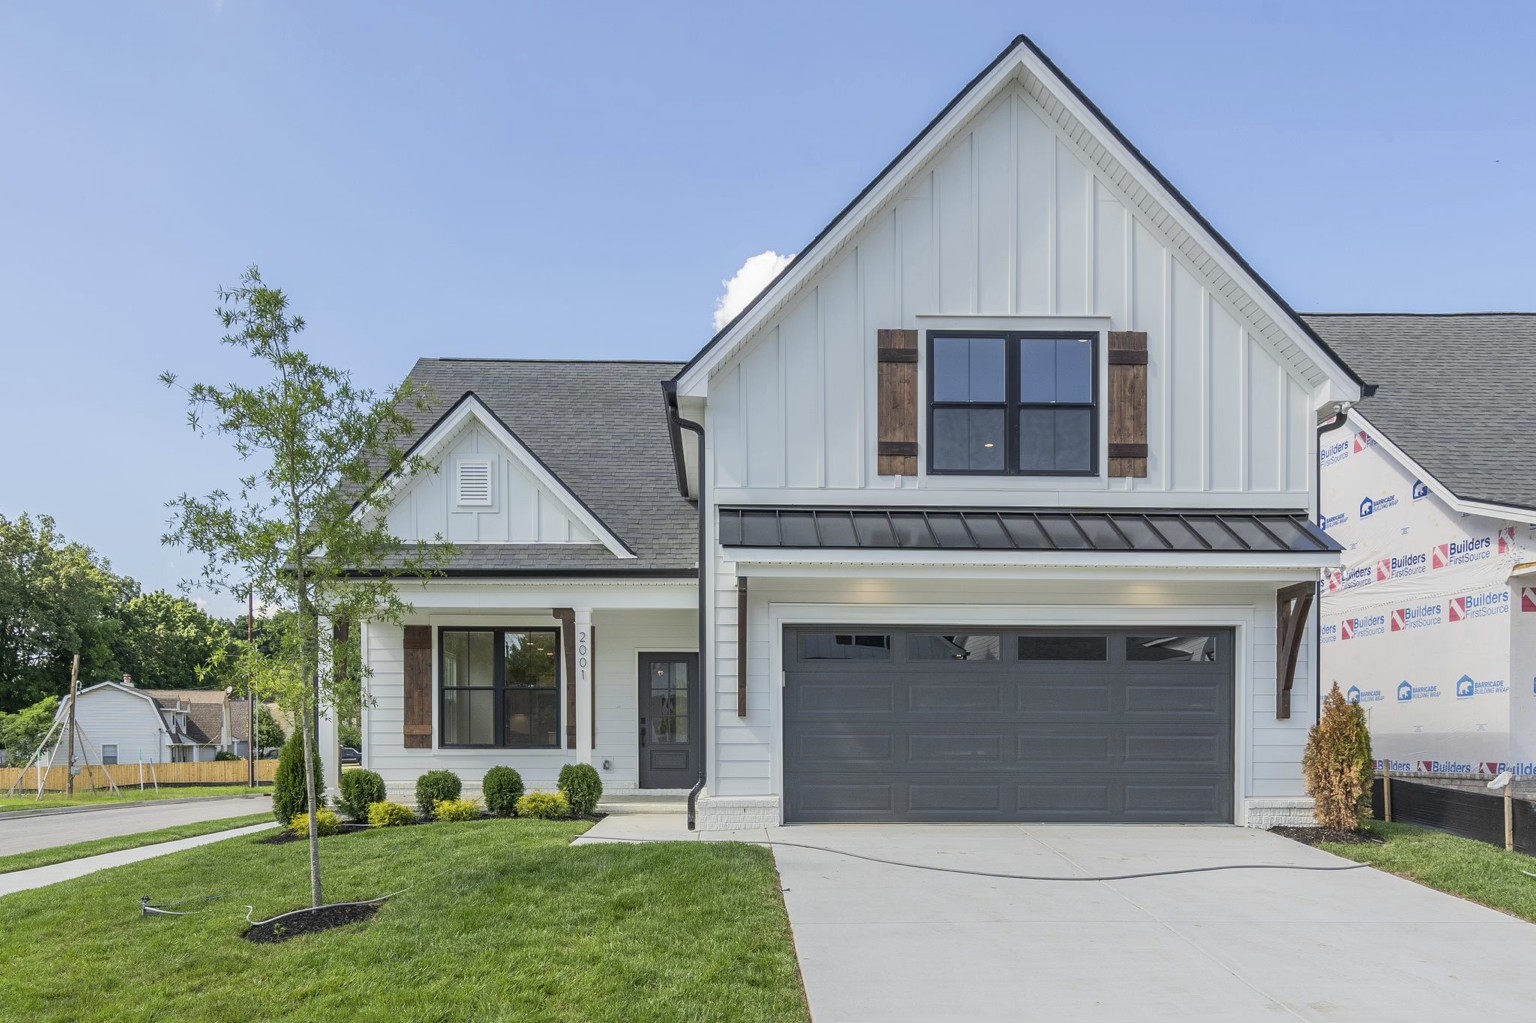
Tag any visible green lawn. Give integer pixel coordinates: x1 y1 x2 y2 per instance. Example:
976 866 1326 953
0 813 274 874
0 819 809 1023
0 785 270 813
1321 820 1536 923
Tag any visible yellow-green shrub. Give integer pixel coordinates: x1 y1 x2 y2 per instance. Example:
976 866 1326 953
287 807 342 837
514 791 571 820
368 801 417 827
434 797 482 822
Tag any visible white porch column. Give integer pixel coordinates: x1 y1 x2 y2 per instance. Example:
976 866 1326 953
574 608 594 764
317 615 341 798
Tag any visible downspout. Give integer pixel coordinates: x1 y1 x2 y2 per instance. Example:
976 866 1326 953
665 382 708 830
1315 403 1355 720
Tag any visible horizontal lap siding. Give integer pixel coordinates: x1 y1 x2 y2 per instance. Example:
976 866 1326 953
365 611 695 799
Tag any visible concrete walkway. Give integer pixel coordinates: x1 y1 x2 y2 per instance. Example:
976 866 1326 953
579 815 1536 1022
0 796 271 857
0 821 278 897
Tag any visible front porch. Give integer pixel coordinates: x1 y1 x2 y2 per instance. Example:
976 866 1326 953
345 579 698 801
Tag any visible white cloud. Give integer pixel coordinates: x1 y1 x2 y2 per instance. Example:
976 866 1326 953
713 250 794 331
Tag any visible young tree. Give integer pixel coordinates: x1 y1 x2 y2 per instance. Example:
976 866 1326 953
1302 683 1375 831
163 267 449 907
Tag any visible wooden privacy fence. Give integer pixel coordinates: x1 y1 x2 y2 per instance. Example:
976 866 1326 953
1 758 277 793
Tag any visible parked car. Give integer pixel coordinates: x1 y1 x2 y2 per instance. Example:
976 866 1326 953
340 746 362 765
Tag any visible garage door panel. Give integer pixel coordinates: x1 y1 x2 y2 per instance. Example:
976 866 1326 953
784 626 1234 823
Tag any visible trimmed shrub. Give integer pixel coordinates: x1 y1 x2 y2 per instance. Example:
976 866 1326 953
271 732 325 825
214 750 241 762
482 766 525 817
557 763 603 816
338 769 386 821
415 770 462 818
515 791 571 820
368 801 416 827
1303 682 1374 831
288 806 342 838
434 797 482 822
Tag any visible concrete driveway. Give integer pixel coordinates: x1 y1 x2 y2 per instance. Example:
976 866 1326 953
0 796 271 857
772 823 1536 1023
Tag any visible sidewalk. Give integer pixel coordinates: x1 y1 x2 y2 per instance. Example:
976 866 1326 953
0 822 277 897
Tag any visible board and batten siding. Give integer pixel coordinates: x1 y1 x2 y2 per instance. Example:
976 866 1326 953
708 570 1315 814
363 609 695 797
706 84 1316 503
384 419 600 545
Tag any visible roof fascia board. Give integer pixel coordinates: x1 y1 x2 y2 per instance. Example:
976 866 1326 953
740 561 1326 583
1347 409 1536 525
367 392 636 559
674 35 1363 401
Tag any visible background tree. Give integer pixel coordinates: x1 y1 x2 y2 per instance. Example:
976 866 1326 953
113 590 238 690
255 703 286 750
162 266 449 907
0 695 60 767
0 513 133 711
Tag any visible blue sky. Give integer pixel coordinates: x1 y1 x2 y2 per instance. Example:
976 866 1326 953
2 1 1533 616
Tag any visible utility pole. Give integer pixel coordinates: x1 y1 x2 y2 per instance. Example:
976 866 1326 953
63 653 80 797
248 584 257 788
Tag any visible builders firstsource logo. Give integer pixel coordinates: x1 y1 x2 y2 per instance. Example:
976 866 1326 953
1397 680 1441 702
1455 673 1509 700
1329 565 1373 593
1320 623 1338 644
1376 553 1426 581
1391 604 1443 631
1346 685 1384 704
1320 437 1351 467
1353 431 1375 453
1358 494 1399 518
1342 614 1386 640
1498 527 1518 555
1523 588 1536 614
1449 589 1510 622
1412 479 1430 501
1433 536 1492 569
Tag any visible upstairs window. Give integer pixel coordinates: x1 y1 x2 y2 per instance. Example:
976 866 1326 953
928 333 1098 475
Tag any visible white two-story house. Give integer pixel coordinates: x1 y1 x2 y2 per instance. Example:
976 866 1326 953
344 36 1363 830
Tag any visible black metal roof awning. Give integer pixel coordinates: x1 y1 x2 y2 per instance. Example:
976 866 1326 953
718 507 1339 555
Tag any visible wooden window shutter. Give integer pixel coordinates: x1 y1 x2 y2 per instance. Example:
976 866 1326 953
403 625 432 749
1107 331 1149 478
877 328 919 475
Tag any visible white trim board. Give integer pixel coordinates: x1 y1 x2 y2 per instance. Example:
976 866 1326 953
1347 409 1536 526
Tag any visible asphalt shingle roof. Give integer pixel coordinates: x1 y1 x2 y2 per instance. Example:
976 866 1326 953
1302 314 1536 512
391 359 698 575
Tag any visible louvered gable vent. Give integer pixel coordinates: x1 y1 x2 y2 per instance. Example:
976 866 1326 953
456 458 493 506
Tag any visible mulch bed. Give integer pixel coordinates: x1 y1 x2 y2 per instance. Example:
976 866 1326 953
243 902 381 944
1271 825 1384 847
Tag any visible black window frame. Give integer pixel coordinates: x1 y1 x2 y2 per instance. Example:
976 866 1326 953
926 330 1100 477
437 626 562 749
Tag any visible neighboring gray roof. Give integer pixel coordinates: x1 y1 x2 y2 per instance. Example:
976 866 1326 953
1303 314 1536 512
720 508 1338 554
390 360 697 575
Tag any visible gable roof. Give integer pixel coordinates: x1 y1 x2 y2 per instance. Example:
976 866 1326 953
1303 313 1536 513
385 359 698 575
672 34 1365 398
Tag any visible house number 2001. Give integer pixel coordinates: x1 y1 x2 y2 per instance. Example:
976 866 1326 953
577 630 589 671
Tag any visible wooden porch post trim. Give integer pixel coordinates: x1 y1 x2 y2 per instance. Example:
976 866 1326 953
589 625 597 748
736 576 748 717
553 608 576 748
1275 582 1316 719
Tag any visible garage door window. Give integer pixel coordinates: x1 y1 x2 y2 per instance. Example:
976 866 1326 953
907 633 1001 661
1017 635 1109 661
798 633 891 660
1126 635 1217 662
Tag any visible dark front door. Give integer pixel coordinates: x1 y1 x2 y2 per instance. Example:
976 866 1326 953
638 652 701 789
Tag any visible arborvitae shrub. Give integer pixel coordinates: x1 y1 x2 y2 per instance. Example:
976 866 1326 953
271 731 324 825
1302 683 1374 831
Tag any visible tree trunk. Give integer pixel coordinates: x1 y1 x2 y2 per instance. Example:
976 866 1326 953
299 711 322 908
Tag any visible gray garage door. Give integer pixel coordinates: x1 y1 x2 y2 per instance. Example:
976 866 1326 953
782 627 1234 823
